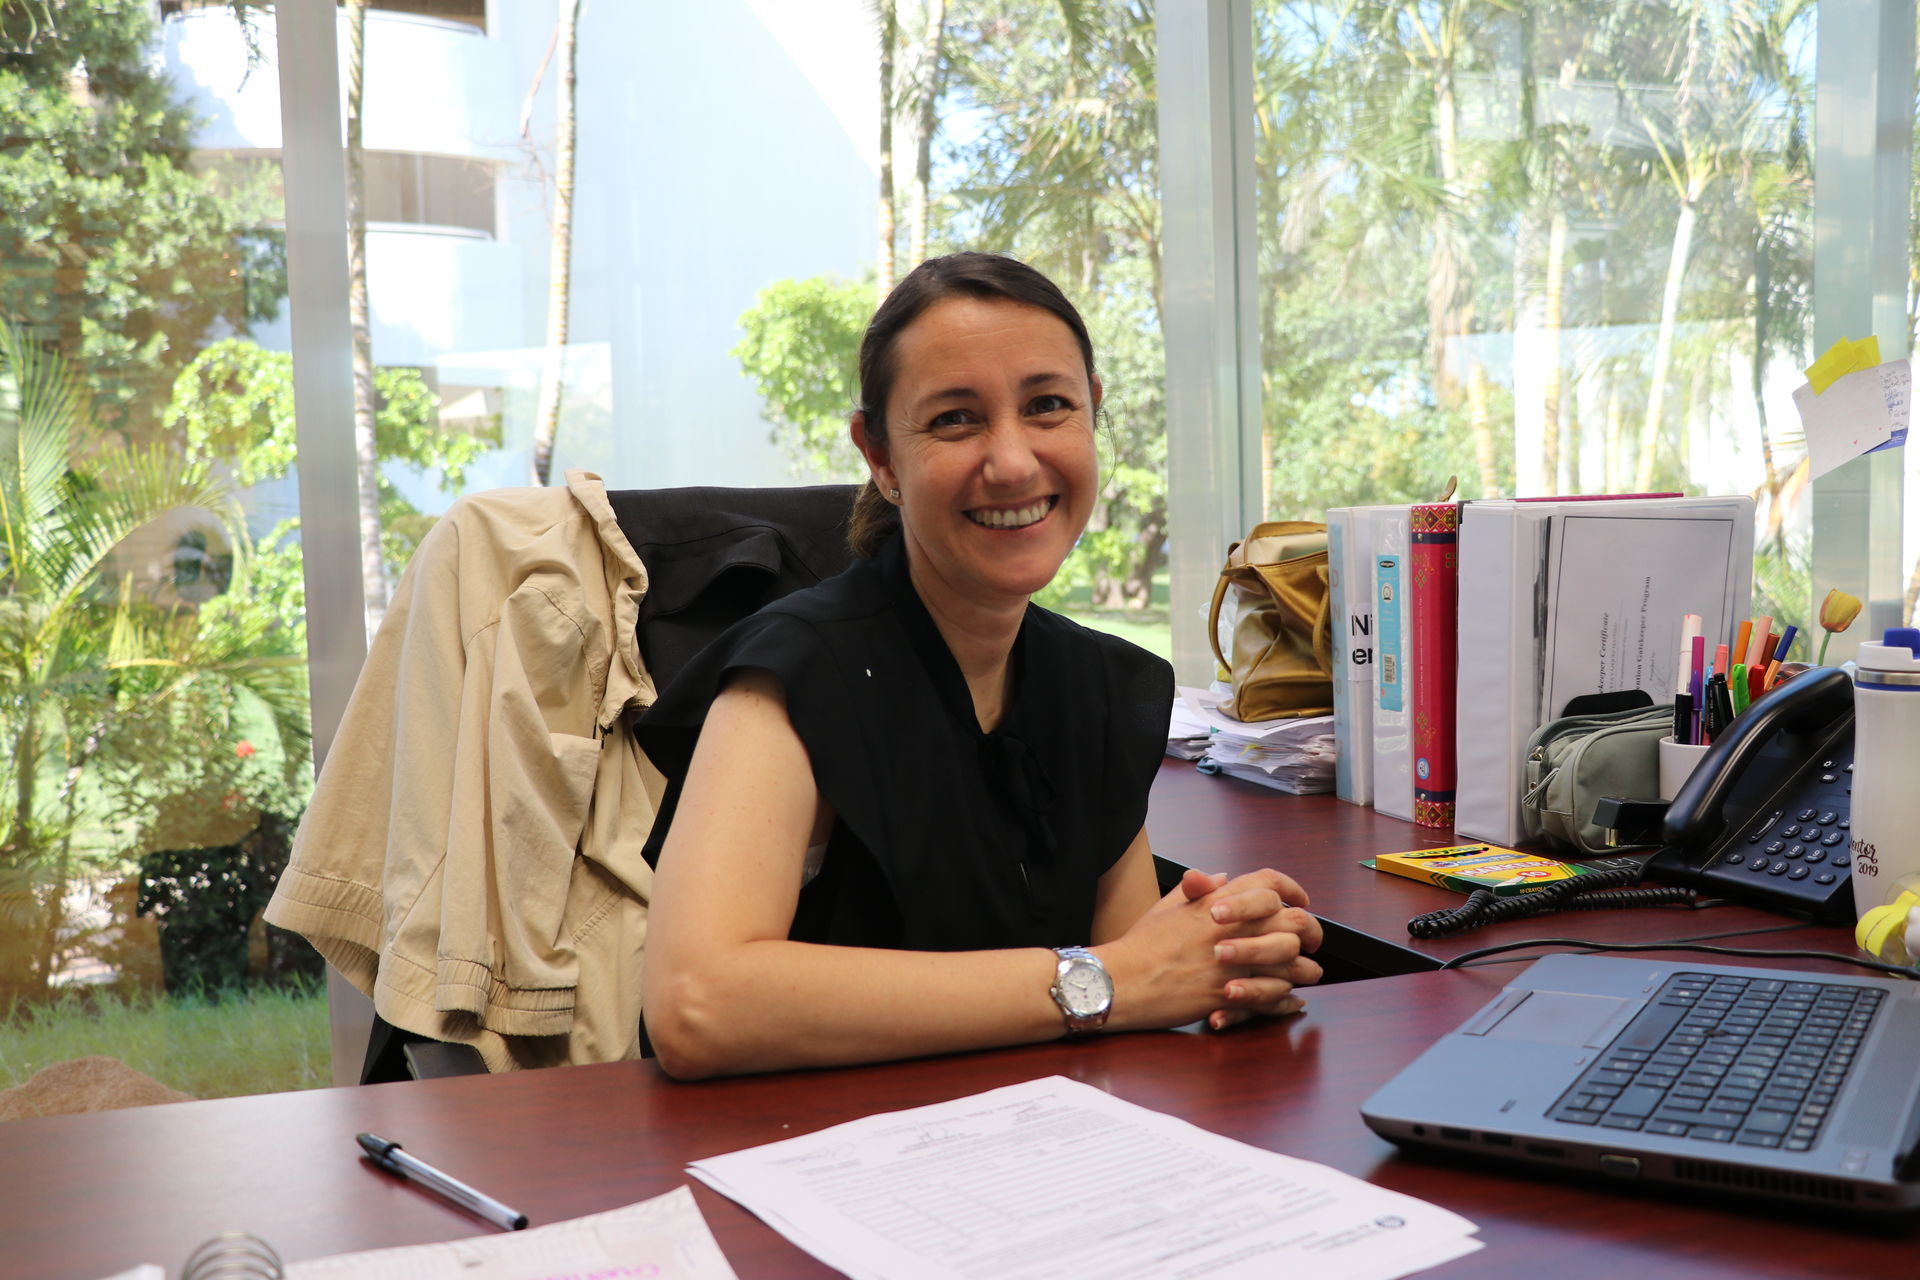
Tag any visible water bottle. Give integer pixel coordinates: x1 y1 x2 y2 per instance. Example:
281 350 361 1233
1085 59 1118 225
1850 626 1920 937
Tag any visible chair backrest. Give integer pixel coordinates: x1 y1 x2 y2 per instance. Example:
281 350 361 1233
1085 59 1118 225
608 484 858 691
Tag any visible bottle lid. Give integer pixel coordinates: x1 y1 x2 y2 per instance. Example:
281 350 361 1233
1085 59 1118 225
1857 627 1920 674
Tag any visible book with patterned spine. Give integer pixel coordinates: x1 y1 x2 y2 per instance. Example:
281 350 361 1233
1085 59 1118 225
1409 502 1461 828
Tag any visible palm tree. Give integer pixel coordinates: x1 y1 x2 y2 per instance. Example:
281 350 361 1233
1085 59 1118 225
0 322 260 1003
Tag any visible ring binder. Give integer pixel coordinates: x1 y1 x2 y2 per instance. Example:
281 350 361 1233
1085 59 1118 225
181 1232 284 1280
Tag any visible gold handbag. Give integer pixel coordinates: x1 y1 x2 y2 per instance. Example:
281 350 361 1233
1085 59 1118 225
1207 520 1334 722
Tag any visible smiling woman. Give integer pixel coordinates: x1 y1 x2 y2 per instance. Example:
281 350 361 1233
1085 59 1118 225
634 254 1325 1081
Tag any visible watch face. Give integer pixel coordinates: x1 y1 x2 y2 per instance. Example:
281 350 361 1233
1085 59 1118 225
1059 961 1111 1016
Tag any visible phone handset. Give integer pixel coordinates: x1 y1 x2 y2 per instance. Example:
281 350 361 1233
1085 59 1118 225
1659 665 1854 857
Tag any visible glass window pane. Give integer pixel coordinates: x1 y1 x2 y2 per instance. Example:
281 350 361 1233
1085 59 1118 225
1 1 324 1096
1253 1 1817 634
932 0 1170 658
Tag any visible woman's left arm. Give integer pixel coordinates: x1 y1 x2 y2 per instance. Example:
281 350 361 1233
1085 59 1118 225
1093 832 1325 1030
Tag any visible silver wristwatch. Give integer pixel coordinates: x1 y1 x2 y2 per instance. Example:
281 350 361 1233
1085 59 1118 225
1049 946 1113 1034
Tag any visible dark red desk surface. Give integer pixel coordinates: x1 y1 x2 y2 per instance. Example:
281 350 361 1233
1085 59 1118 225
8 964 1913 1280
1146 758 1861 974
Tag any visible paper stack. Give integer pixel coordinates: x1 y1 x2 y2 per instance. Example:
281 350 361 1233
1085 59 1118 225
690 1075 1482 1280
1166 696 1213 760
1178 686 1336 794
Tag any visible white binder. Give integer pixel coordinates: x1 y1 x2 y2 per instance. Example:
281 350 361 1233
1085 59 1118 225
1326 509 1376 807
1452 496 1755 847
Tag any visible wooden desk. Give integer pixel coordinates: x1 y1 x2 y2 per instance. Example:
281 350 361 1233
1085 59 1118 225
1146 759 1857 974
8 963 1912 1280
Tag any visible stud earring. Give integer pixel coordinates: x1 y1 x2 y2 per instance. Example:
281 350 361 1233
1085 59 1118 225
888 488 901 501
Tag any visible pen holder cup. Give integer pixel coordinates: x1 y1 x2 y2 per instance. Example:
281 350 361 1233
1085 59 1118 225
1657 735 1712 802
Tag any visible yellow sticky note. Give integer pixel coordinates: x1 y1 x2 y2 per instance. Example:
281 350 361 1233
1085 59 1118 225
1806 335 1886 394
1806 338 1862 394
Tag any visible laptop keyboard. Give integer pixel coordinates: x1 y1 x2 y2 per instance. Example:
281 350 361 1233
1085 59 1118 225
1549 971 1885 1150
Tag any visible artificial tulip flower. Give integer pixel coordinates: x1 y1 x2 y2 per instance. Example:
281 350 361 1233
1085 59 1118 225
1816 587 1863 664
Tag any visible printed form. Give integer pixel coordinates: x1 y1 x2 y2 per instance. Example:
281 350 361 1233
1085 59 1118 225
689 1075 1481 1280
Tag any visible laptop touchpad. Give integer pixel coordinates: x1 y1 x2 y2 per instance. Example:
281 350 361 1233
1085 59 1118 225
1480 991 1632 1046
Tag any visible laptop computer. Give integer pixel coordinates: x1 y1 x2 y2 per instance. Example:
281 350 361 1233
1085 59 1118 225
1360 953 1920 1214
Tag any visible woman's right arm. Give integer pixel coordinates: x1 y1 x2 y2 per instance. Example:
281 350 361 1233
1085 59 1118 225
640 670 1281 1080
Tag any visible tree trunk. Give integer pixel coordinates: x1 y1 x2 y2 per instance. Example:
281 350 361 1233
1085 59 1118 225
530 0 582 487
1635 188 1700 493
876 0 897 299
1122 502 1168 610
908 0 945 267
1540 207 1568 494
3 698 49 1003
1510 209 1544 493
1467 359 1497 496
1603 358 1624 492
1752 223 1777 497
1426 54 1465 404
345 0 387 637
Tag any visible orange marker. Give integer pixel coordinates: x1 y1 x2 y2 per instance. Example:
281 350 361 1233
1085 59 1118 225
1733 619 1753 669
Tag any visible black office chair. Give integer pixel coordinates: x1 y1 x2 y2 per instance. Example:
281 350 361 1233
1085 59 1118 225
358 483 858 1084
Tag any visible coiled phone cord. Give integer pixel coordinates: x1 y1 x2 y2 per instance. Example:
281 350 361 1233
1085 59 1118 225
1406 864 1701 939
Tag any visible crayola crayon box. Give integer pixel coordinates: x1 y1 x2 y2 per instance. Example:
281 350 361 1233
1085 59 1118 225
1362 843 1605 896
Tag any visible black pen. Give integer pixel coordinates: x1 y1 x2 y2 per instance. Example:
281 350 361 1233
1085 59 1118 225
357 1132 529 1231
1710 671 1736 736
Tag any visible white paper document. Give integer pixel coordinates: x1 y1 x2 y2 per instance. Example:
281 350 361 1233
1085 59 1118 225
283 1186 737 1280
1178 684 1331 744
1538 510 1739 724
688 1075 1482 1280
1792 358 1908 480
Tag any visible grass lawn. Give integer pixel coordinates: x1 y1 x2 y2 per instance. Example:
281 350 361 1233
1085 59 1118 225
1059 605 1173 660
1 982 330 1100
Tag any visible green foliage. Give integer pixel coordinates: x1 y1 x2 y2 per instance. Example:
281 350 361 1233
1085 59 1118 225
138 812 320 995
1240 0 1818 608
940 0 1169 607
733 275 872 479
167 339 491 492
0 0 281 434
167 338 497 574
738 4 1175 606
0 322 300 1004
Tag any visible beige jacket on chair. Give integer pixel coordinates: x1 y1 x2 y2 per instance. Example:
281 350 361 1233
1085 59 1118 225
265 471 664 1071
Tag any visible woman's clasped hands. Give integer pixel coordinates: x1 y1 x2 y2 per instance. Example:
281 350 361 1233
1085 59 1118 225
1095 867 1323 1035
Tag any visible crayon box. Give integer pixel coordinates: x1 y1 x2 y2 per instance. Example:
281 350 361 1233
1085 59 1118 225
1362 843 1605 896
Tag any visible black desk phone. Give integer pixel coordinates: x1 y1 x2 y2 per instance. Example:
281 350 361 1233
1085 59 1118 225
1644 666 1856 923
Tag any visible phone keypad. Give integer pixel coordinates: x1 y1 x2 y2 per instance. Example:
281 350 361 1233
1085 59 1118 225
1694 738 1855 921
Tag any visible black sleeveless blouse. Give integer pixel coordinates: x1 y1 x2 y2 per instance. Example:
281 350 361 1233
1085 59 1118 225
635 534 1173 951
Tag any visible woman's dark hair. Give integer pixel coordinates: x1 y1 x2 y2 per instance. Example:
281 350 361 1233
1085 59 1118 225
847 252 1098 557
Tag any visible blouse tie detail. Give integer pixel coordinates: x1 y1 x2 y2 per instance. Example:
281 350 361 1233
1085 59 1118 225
977 731 1059 860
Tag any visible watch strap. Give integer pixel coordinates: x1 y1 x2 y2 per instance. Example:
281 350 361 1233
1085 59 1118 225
1049 946 1112 1033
